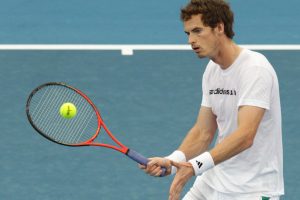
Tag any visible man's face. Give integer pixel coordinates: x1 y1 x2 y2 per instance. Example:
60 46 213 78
183 14 220 58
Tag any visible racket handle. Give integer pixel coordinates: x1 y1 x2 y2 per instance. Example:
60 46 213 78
126 149 167 177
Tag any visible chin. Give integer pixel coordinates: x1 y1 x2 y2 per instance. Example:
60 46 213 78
193 49 207 58
196 53 206 58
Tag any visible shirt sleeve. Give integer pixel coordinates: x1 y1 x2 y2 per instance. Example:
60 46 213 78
238 66 273 110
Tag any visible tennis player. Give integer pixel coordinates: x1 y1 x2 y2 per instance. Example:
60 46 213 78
140 0 284 199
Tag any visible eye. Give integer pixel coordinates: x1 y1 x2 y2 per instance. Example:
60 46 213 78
192 28 203 34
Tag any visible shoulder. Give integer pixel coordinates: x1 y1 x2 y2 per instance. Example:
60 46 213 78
239 49 276 77
241 49 273 69
237 49 279 95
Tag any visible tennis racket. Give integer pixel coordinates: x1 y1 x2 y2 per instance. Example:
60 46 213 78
26 82 166 176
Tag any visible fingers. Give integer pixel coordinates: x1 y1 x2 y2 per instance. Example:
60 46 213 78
170 160 191 168
138 160 161 176
139 157 172 177
148 158 172 176
147 164 163 176
170 160 179 168
148 157 170 167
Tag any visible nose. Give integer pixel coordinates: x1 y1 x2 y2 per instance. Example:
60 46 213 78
188 34 195 45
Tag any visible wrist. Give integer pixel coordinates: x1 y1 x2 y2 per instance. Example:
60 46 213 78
189 152 215 176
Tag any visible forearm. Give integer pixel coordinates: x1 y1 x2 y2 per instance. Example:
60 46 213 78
178 125 215 160
166 106 217 174
210 126 254 165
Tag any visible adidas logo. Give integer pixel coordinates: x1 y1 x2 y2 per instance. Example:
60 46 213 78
196 160 203 169
209 88 237 96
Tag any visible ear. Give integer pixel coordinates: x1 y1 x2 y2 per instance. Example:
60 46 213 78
215 22 225 35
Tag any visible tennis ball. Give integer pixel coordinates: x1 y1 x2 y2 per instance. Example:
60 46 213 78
59 102 77 119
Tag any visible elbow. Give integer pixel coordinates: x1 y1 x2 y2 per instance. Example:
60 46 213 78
244 136 254 149
241 128 257 150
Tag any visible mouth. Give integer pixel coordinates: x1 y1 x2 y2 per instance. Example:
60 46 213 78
192 46 201 53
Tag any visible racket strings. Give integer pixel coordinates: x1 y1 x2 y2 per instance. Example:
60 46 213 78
28 85 99 144
59 96 95 143
34 86 70 140
51 88 80 142
37 87 69 139
51 88 83 142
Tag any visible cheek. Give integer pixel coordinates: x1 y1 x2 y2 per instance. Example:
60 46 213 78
203 35 218 49
197 32 212 45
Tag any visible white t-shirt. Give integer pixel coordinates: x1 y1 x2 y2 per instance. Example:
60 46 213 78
200 49 284 196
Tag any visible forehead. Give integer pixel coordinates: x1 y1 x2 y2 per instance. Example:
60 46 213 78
183 14 206 31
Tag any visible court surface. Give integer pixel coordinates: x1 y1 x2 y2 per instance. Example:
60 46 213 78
0 50 299 199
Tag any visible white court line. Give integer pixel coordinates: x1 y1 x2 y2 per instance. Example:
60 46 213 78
0 44 299 55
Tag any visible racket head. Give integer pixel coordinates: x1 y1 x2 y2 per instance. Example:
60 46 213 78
26 82 163 173
26 82 102 146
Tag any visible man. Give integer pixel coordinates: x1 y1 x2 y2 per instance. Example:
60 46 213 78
140 0 284 199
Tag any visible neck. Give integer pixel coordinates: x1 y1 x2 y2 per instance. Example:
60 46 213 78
211 39 242 69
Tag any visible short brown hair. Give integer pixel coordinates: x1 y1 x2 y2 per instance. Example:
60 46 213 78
181 0 235 39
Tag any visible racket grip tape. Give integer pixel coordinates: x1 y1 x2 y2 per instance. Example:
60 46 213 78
126 149 167 177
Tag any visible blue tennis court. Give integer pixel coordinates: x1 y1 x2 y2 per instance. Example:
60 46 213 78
0 0 299 199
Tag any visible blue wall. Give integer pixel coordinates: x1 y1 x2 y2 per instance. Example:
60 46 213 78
0 0 299 44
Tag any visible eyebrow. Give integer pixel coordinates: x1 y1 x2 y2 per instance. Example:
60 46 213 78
184 27 203 35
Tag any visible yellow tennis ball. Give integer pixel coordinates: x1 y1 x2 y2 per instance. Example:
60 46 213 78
59 102 77 119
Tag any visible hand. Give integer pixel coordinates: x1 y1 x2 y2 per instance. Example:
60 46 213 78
169 161 194 200
139 157 172 177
